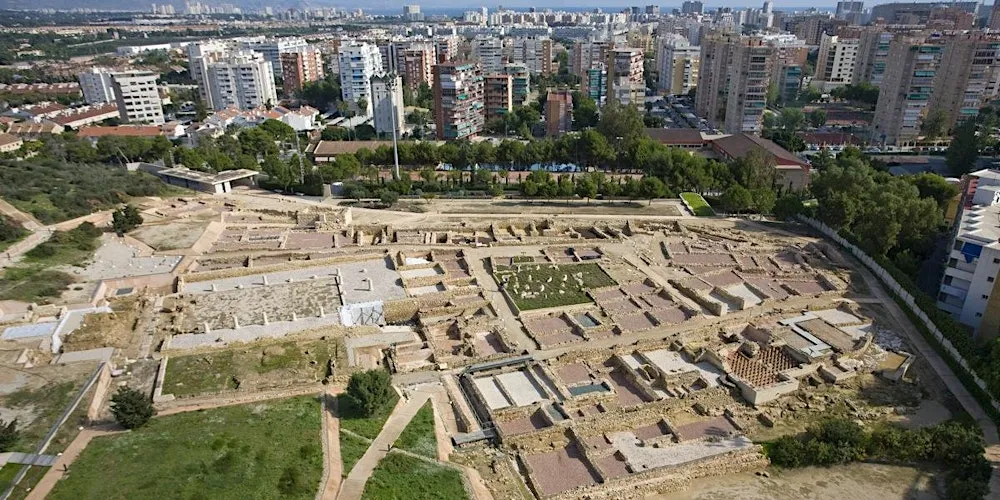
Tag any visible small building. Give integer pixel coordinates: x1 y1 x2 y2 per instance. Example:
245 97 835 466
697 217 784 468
132 163 258 194
0 133 23 153
307 140 391 163
710 133 811 191
78 123 186 143
6 121 65 138
644 128 707 149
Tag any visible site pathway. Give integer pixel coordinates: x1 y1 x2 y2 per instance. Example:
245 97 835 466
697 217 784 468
337 390 432 500
24 425 122 500
856 267 1000 495
319 391 342 500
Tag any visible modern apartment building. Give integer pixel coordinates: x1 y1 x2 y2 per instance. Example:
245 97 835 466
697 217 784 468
606 48 644 107
110 71 165 125
585 66 607 106
656 35 700 95
402 44 435 91
928 33 1000 132
435 36 459 64
241 37 308 74
187 41 229 108
853 28 892 86
813 33 860 91
204 50 278 111
432 62 485 140
502 63 530 105
280 47 325 94
938 169 1000 338
472 36 505 74
509 37 554 75
338 42 383 118
484 74 514 119
570 40 611 78
370 73 404 136
696 33 773 134
78 68 116 104
545 89 573 137
871 37 943 145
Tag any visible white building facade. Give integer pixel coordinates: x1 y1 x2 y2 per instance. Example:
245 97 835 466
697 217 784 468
338 42 383 118
111 71 165 125
78 68 116 105
205 50 278 111
472 36 505 74
370 74 404 136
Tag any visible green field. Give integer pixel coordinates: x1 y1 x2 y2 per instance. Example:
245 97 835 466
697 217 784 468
680 192 715 216
163 339 342 397
338 393 398 440
495 262 617 311
361 452 468 500
48 396 323 500
340 433 369 477
0 223 102 301
393 401 437 459
1 379 83 453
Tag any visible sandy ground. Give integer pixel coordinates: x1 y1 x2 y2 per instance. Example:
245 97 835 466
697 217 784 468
130 221 210 251
656 463 939 500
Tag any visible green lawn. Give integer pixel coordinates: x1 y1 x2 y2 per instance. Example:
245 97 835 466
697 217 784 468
361 452 468 500
340 433 369 477
495 262 617 311
6 466 48 500
48 396 323 500
163 339 341 397
680 192 715 216
0 223 102 301
338 393 399 440
393 401 437 459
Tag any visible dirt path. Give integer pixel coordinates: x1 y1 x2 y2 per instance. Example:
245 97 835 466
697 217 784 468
856 267 1000 495
319 391 342 500
463 249 536 352
0 198 42 230
24 425 123 500
337 391 432 500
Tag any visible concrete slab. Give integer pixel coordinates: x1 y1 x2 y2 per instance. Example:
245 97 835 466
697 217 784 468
2 322 57 340
495 371 546 407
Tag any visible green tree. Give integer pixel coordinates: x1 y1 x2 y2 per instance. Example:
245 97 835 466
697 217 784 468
921 109 948 139
773 194 805 220
777 108 806 131
597 101 644 147
572 92 600 130
721 185 752 213
345 369 395 417
379 189 399 207
111 204 144 236
807 109 827 128
110 386 155 429
576 176 598 203
639 176 667 205
946 119 980 176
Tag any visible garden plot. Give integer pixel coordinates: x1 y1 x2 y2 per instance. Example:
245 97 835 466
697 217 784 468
495 262 616 311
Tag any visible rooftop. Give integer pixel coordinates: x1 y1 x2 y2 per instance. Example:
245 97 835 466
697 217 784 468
156 166 259 185
957 202 1000 249
309 140 392 156
0 133 22 148
712 133 809 167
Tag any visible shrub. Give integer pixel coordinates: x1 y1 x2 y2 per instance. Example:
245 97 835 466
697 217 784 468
110 386 156 429
0 418 19 451
345 369 395 418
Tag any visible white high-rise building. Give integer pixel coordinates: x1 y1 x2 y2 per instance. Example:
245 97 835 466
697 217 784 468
338 42 383 118
188 41 229 108
77 67 116 104
204 50 278 110
240 37 308 74
370 73 404 136
111 71 164 125
509 37 553 75
656 35 700 95
472 36 504 74
813 33 860 92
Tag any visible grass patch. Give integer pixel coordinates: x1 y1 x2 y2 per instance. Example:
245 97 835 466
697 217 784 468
163 339 342 397
0 465 49 500
340 432 370 477
0 214 27 252
338 393 398 440
0 380 81 453
393 401 436 459
361 452 468 500
48 396 323 500
494 262 616 311
0 223 102 302
680 192 715 216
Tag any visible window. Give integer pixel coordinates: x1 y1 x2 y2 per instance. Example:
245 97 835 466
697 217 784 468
984 295 991 300
944 275 953 285
989 277 995 283
955 240 964 251
976 312 983 318
949 258 959 267
994 258 1000 264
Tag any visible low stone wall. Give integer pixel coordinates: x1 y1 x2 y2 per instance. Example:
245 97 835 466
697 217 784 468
182 251 387 283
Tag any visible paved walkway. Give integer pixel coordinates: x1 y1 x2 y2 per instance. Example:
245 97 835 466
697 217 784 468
464 249 535 351
337 391 432 500
25 425 122 500
319 392 342 500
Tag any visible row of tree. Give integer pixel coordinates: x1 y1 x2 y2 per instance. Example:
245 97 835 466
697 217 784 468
768 418 990 499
